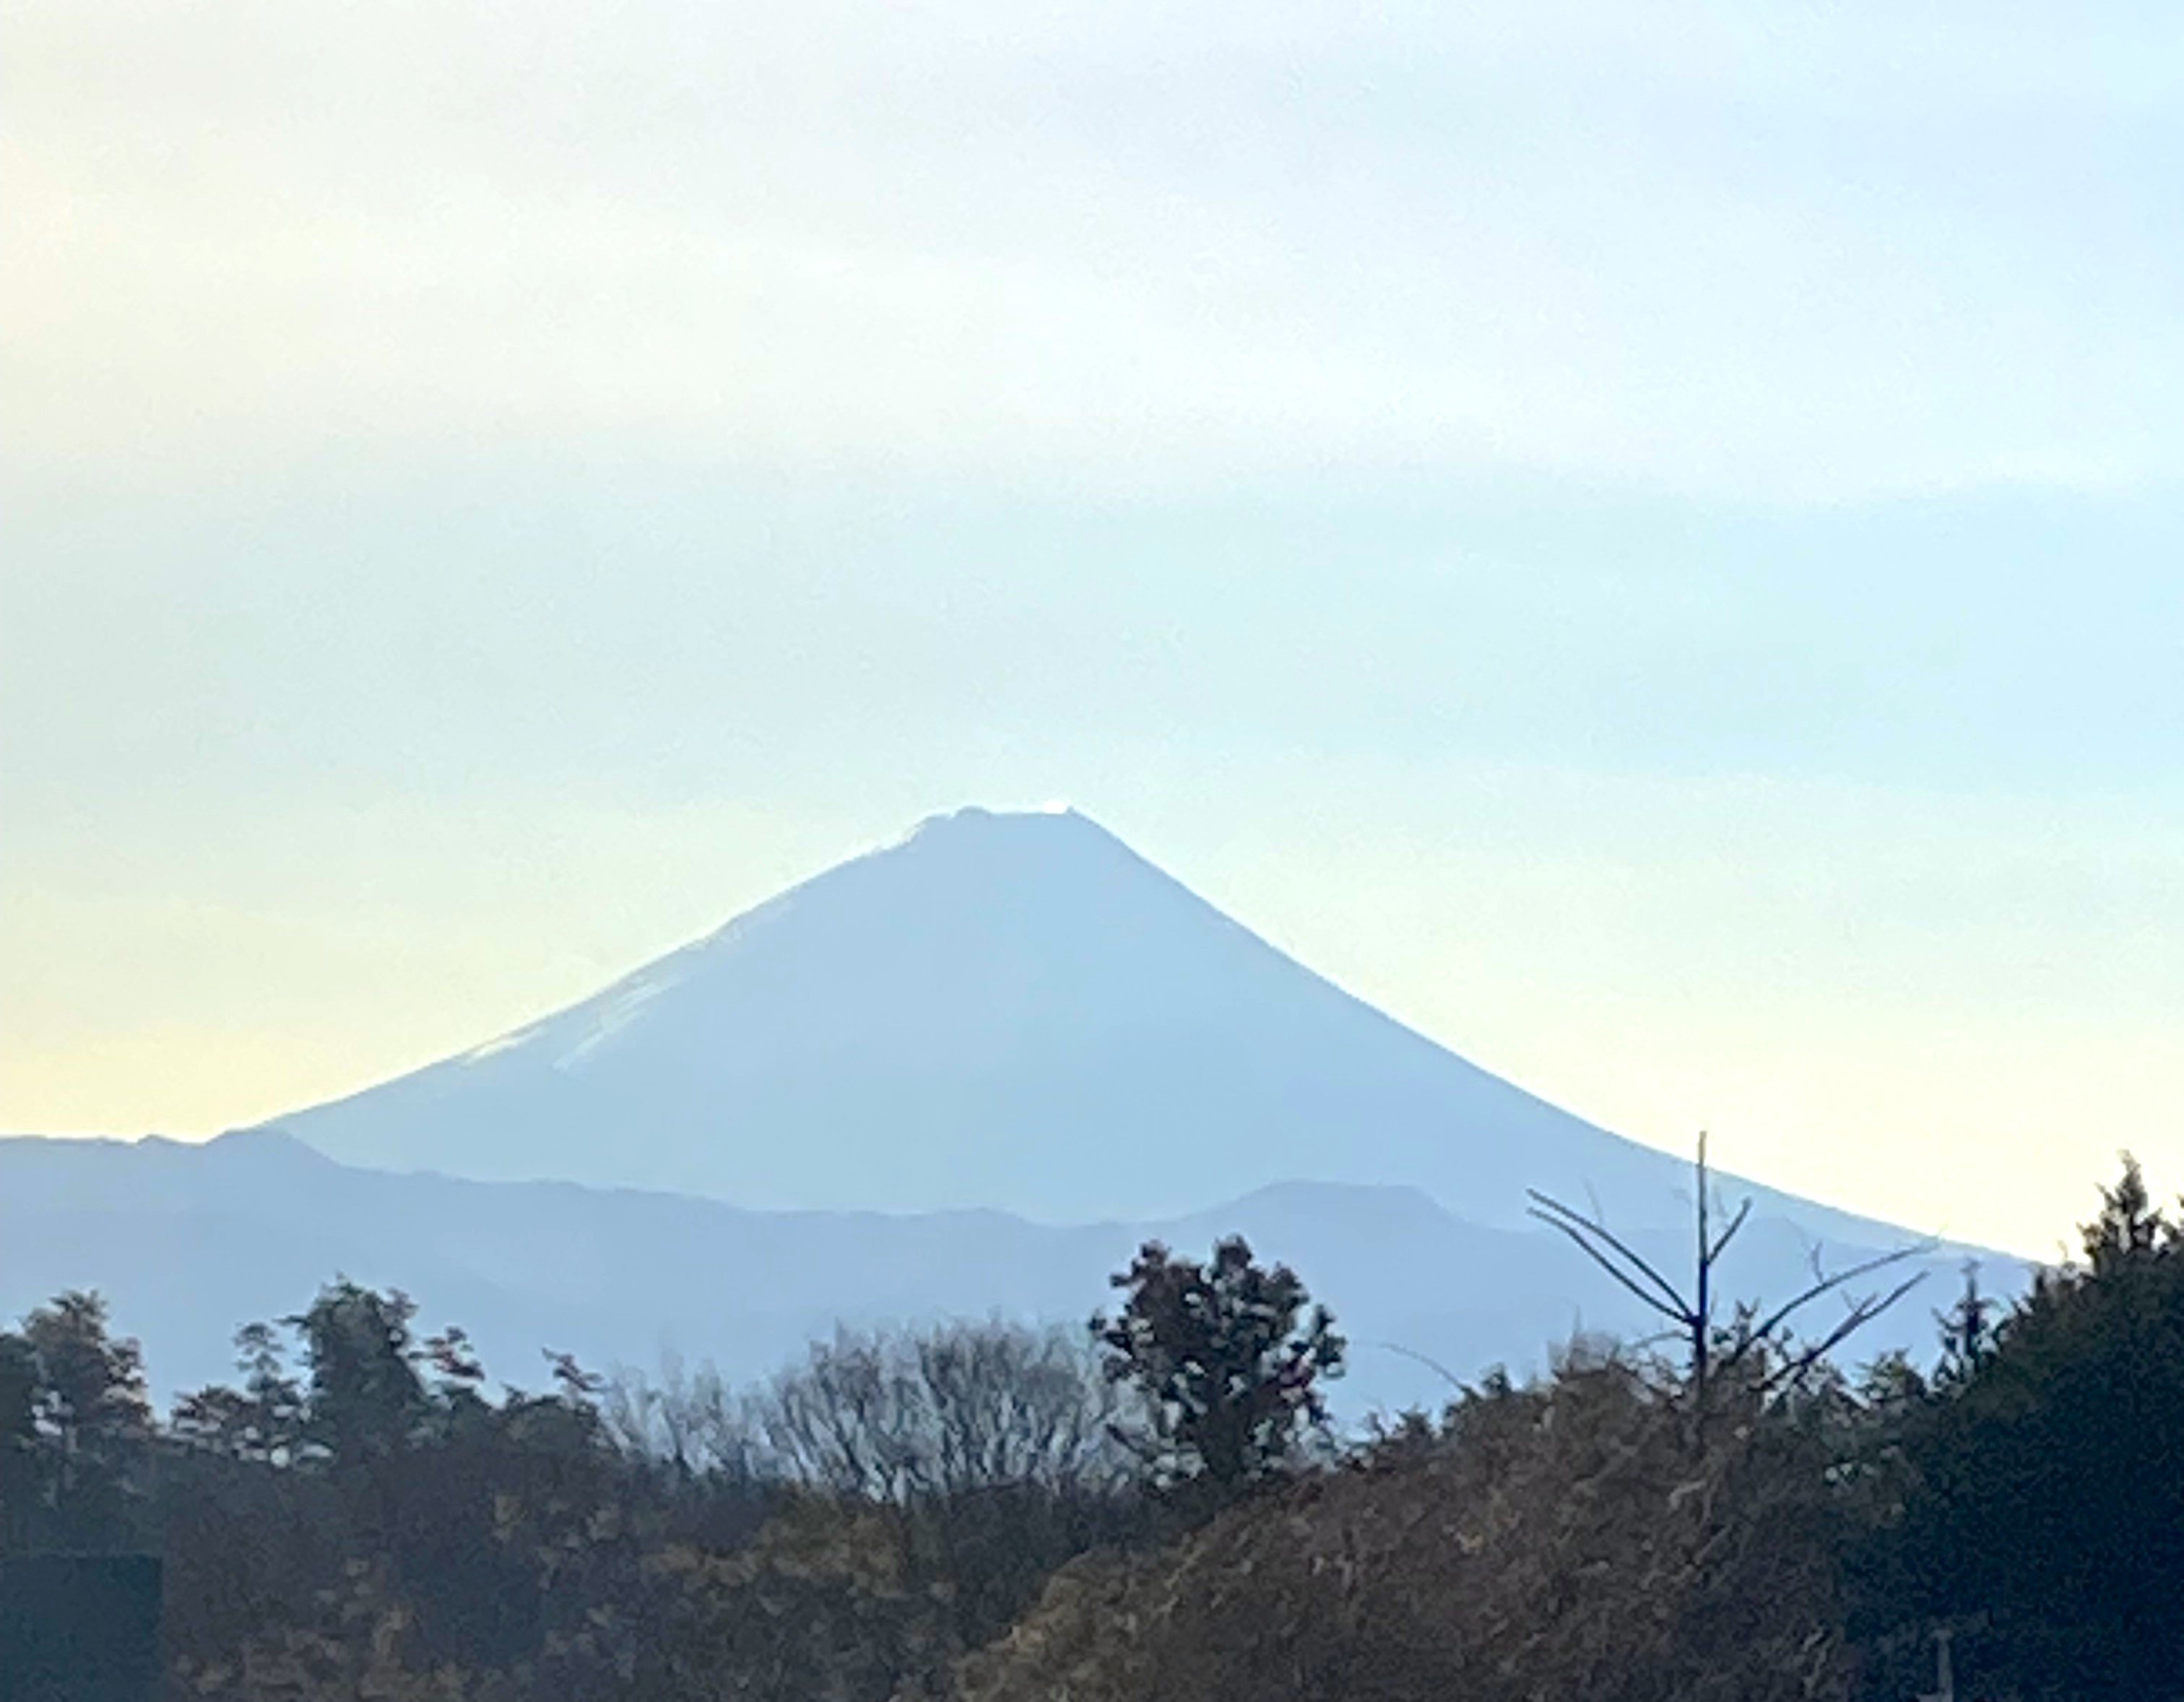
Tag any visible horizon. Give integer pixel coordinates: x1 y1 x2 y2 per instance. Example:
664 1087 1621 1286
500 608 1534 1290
9 2 2184 1260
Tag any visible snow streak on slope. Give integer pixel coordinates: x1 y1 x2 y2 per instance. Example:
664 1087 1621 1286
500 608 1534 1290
265 806 1907 1244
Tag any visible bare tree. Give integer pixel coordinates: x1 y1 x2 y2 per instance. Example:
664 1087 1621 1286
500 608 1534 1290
914 1321 1124 1498
754 1319 1131 1503
602 1351 758 1479
745 1318 1142 1660
758 1326 920 1500
1527 1132 1931 1442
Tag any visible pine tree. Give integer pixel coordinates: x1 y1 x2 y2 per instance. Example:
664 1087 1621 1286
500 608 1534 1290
1091 1235 1343 1505
1888 1157 2184 1698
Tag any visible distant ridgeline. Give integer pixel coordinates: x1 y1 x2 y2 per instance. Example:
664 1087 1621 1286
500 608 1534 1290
0 1555 162 1702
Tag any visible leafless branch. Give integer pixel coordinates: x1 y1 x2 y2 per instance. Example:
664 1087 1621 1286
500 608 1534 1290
1706 1198 1753 1266
1731 1240 1937 1364
1526 1192 1690 1317
1758 1272 1928 1394
1528 1209 1688 1323
1366 1340 1470 1396
1529 1135 1940 1443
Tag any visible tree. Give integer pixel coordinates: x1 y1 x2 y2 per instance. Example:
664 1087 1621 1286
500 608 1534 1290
173 1321 308 1464
1932 1261 2000 1390
746 1320 1140 1656
287 1280 430 1467
1528 1133 1928 1446
1878 1156 2184 1699
1091 1236 1343 1503
7 1290 153 1547
753 1320 1124 1504
0 1328 40 1547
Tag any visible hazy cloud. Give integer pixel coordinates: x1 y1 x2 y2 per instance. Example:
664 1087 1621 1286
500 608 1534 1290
10 0 2183 496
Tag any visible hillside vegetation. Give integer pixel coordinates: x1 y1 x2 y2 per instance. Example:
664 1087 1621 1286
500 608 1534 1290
2 1159 2178 1701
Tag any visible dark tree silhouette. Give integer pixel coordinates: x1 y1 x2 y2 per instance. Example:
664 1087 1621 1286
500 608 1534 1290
287 1280 431 1467
1092 1235 1343 1503
171 1321 308 1464
0 1291 152 1550
1883 1155 2184 1700
1528 1133 1929 1445
1932 1261 2001 1390
0 1329 38 1547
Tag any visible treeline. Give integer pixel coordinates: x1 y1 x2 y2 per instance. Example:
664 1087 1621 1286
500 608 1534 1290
2 1159 2180 1701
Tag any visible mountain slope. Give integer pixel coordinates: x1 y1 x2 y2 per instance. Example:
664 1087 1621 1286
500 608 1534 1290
267 805 1900 1243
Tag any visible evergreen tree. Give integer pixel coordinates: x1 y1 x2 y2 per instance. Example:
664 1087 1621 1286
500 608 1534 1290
1886 1157 2184 1699
0 1328 40 1547
287 1280 430 1467
1932 1261 2000 1390
10 1290 153 1548
172 1321 308 1464
1091 1235 1343 1504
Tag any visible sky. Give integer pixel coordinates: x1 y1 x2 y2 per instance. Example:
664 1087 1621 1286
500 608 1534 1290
6 0 2183 1256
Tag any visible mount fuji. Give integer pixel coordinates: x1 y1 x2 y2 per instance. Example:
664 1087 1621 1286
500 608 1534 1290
266 805 1909 1249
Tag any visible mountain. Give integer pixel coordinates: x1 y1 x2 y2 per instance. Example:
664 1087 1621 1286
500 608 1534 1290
0 1131 2011 1416
264 805 1909 1245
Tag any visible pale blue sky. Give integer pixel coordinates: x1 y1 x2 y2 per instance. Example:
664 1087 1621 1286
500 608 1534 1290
6 0 2182 1253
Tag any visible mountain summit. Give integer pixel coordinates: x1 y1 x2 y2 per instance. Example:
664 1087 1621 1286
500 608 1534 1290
268 808 1884 1238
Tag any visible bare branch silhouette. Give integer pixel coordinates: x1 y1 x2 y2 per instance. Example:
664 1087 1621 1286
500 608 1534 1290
1528 1134 1933 1445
